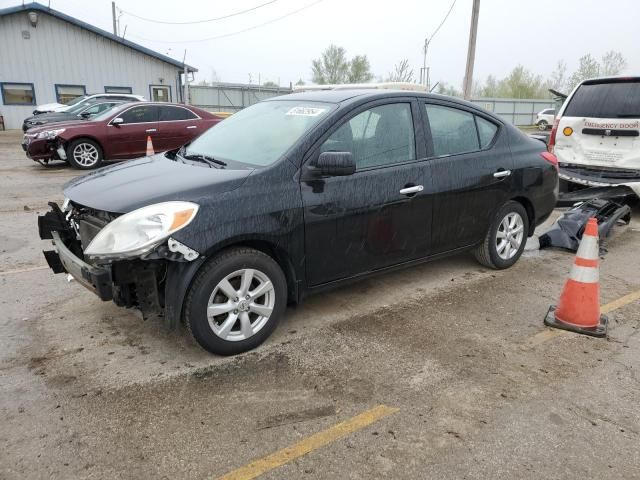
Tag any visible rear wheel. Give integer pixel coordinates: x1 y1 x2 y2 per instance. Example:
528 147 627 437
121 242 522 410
184 247 287 356
66 138 103 169
537 120 548 131
474 201 529 269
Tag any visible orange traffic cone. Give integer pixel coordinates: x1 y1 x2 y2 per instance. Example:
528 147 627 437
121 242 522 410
146 136 155 156
544 217 608 337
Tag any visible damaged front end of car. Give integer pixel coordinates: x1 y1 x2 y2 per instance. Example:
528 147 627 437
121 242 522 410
38 199 202 328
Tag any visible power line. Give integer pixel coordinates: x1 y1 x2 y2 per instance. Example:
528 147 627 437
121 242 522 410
119 0 278 25
126 0 324 44
429 0 457 43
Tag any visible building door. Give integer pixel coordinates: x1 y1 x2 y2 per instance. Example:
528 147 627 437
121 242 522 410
150 85 171 102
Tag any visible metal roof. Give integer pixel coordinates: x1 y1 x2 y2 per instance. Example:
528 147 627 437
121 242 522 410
0 2 197 72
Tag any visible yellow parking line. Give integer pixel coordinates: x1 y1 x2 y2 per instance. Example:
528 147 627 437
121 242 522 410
0 265 48 276
522 289 640 349
215 405 399 480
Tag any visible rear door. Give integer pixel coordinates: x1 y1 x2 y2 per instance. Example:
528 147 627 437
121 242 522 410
556 78 640 169
423 101 513 253
106 105 159 159
156 106 201 151
301 98 433 286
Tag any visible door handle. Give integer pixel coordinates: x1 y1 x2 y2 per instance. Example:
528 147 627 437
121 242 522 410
145 128 157 133
493 170 511 178
399 185 424 195
186 125 197 129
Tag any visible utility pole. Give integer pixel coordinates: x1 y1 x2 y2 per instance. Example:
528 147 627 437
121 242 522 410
183 50 189 105
462 0 480 100
111 1 117 36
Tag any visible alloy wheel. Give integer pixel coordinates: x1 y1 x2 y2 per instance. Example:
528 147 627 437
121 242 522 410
206 268 275 342
72 143 99 167
496 212 524 260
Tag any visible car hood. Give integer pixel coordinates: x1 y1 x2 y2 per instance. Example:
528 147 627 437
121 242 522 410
35 102 67 112
25 112 78 124
64 154 254 213
26 119 101 134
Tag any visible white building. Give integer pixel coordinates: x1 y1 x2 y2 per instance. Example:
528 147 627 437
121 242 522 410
0 2 196 129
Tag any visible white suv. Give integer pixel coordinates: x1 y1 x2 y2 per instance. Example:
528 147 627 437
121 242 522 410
33 93 146 115
535 108 555 130
549 76 640 200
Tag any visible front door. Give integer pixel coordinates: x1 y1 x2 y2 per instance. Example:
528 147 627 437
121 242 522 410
150 85 170 102
301 100 433 286
106 105 160 158
423 102 513 253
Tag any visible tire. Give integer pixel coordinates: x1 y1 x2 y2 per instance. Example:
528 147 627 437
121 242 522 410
474 201 529 270
184 247 287 356
66 138 103 169
537 120 548 131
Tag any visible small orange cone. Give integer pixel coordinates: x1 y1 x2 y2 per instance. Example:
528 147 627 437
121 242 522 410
146 135 155 156
544 217 607 337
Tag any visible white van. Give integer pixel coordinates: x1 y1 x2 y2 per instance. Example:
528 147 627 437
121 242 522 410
550 76 640 199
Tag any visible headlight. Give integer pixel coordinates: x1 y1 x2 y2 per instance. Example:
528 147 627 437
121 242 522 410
84 201 199 260
36 128 65 139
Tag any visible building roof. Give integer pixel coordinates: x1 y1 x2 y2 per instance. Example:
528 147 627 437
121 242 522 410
0 2 197 72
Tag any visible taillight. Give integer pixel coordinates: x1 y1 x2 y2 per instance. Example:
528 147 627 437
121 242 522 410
540 151 558 170
547 118 559 153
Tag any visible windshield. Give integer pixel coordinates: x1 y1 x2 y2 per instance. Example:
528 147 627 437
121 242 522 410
67 101 93 114
91 104 128 122
65 96 88 107
564 80 640 118
184 100 334 167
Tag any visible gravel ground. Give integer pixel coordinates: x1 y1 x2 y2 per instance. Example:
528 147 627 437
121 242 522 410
1 130 639 479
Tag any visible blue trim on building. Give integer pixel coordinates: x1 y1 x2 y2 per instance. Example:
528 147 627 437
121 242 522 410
0 2 197 72
0 81 36 105
54 83 86 103
149 84 172 102
104 86 133 94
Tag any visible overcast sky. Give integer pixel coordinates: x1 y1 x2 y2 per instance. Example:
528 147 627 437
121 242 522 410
3 0 640 89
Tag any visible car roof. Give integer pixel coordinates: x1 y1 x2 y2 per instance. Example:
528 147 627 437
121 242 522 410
264 89 496 116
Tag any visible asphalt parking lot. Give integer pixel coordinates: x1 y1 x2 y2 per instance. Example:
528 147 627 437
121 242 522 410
1 130 640 479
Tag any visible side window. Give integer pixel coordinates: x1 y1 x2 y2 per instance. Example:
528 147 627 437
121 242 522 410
476 116 498 148
119 105 158 124
321 103 415 169
159 106 198 121
425 104 481 156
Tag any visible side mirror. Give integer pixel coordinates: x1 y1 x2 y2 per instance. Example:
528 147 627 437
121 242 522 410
111 117 124 127
80 112 91 119
316 151 355 176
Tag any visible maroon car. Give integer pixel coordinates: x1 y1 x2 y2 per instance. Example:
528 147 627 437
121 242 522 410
23 102 222 169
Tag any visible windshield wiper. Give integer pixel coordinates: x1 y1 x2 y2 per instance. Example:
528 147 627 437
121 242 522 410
180 153 227 168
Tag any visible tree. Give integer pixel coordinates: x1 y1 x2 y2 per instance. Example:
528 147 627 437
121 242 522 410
295 78 305 86
262 81 278 87
311 45 372 84
348 55 373 83
568 54 600 90
436 81 462 97
311 45 349 84
600 50 627 76
386 59 414 83
548 60 568 93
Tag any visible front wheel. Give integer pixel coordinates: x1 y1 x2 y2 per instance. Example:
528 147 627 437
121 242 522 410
66 138 103 169
537 120 548 131
184 247 287 356
474 201 529 269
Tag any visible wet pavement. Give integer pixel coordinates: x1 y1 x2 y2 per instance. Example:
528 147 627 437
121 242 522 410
1 130 639 479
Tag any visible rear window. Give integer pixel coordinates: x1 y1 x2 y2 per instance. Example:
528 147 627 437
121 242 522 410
564 80 640 118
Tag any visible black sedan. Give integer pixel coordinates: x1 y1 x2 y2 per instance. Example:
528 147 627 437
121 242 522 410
22 100 125 132
38 89 558 355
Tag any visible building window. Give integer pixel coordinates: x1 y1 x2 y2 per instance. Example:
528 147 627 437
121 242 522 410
55 84 86 104
149 85 171 102
104 86 133 94
1 82 36 105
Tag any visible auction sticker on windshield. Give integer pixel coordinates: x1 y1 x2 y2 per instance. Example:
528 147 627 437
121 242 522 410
286 106 327 116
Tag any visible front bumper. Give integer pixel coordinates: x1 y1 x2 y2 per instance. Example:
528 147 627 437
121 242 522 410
23 135 61 161
38 204 113 300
